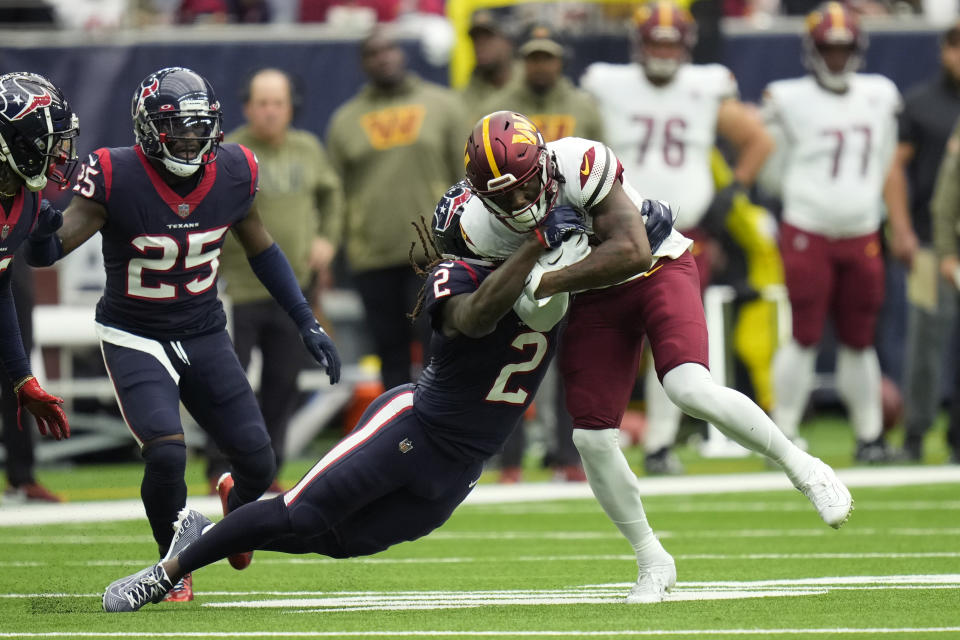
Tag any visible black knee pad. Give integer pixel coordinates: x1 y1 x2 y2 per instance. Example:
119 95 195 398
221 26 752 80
142 439 187 485
228 443 277 508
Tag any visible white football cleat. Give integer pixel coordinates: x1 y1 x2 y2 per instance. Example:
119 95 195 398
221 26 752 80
102 563 172 612
626 553 676 604
163 508 213 562
795 458 854 529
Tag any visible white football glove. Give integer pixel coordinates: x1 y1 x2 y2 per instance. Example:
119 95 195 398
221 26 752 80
513 231 591 331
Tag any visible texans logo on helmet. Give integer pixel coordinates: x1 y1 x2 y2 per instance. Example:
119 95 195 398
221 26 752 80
140 77 160 100
136 77 160 113
11 90 51 121
434 183 472 233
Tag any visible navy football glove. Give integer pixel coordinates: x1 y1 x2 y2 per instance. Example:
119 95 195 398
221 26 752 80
642 199 675 254
301 322 342 385
32 199 63 240
534 205 586 249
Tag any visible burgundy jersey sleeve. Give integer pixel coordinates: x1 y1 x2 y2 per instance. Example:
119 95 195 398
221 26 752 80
423 260 491 331
71 148 113 205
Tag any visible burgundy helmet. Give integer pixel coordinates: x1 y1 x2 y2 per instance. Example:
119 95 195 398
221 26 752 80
463 111 558 233
633 1 697 81
803 2 867 92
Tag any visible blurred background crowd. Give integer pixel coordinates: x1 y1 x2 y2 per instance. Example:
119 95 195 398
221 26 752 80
1 0 958 503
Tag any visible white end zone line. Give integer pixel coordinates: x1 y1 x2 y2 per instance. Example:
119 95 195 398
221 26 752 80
2 628 960 637
2 466 959 527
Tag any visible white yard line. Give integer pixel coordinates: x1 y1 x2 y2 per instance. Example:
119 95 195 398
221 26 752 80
6 575 960 600
3 527 960 546
2 628 960 637
2 466 958 527
2 551 958 570
476 500 960 514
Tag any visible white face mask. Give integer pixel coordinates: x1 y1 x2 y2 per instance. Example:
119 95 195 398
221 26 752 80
480 157 556 233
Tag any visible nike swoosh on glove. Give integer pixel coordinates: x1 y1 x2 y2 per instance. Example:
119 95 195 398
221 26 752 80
534 205 587 249
642 199 676 254
301 323 342 385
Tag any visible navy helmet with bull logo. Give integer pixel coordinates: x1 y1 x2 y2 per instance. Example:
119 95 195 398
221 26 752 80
0 72 79 193
131 67 223 179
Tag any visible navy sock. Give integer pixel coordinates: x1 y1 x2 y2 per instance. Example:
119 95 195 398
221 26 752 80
177 496 294 574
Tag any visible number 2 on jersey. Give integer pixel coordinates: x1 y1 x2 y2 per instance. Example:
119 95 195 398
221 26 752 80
127 227 229 299
486 332 548 405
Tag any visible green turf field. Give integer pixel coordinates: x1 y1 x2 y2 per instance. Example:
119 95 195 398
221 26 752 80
0 417 958 639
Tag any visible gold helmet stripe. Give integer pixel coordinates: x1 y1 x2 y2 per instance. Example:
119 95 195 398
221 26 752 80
481 115 502 178
659 1 672 28
828 1 845 29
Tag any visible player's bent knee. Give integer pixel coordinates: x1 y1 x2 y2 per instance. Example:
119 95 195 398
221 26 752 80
141 439 187 483
661 363 715 415
229 443 277 502
572 428 620 456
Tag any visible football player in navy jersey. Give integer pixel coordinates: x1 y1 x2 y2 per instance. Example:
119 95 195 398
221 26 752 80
0 72 77 442
101 183 588 612
26 67 341 603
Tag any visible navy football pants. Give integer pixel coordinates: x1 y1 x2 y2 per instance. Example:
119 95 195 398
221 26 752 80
99 325 272 552
177 384 483 572
99 326 270 456
276 385 482 557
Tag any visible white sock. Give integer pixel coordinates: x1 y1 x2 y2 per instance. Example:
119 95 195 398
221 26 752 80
772 339 817 440
835 345 882 442
572 428 665 562
644 371 682 454
662 363 813 484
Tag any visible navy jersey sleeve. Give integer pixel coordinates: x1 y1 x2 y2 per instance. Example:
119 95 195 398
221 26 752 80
0 266 30 381
423 260 492 332
238 144 259 195
70 148 112 205
219 143 259 223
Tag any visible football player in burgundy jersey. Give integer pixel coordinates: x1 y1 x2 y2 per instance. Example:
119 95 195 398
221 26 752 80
0 71 77 442
458 110 855 603
26 67 341 603
101 183 586 613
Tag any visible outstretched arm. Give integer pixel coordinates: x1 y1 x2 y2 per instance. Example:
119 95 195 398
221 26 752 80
232 204 341 384
535 180 653 299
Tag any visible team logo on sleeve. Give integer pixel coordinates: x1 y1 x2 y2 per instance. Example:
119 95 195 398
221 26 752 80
579 147 596 189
